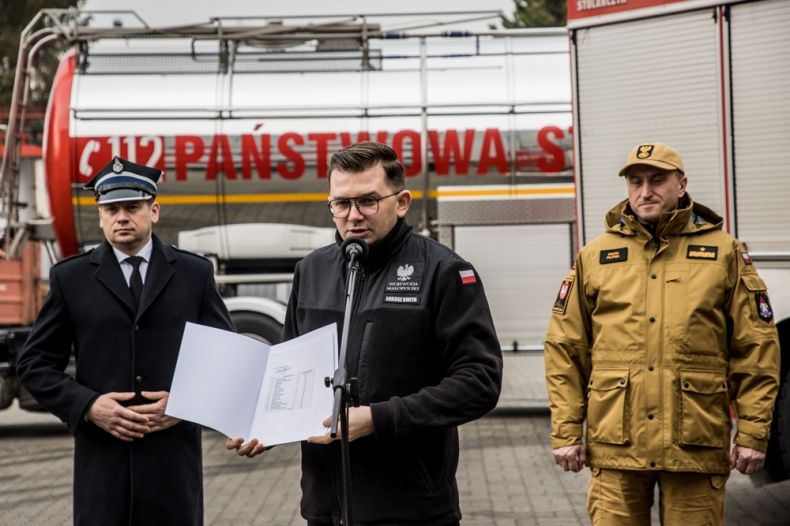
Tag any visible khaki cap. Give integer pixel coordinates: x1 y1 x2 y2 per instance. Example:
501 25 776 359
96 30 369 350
619 142 685 177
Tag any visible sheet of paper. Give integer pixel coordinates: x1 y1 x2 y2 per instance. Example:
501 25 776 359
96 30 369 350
166 322 270 439
250 323 338 445
166 321 338 445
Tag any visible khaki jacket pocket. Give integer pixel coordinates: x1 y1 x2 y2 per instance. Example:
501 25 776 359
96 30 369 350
587 368 630 445
678 370 729 448
741 273 767 292
665 268 687 342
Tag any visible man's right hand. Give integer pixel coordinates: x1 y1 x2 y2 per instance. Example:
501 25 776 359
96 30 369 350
86 392 150 441
553 444 587 472
225 437 266 458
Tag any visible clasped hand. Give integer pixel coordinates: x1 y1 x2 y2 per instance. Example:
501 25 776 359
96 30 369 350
87 391 179 441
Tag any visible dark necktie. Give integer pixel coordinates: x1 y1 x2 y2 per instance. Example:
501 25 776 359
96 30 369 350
126 256 144 309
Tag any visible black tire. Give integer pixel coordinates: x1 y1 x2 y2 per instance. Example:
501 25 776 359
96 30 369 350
17 352 77 412
231 311 283 345
0 371 17 410
755 322 789 483
765 322 790 482
776 367 790 477
17 385 45 411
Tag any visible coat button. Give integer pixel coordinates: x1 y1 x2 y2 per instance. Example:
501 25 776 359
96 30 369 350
649 316 656 323
650 461 656 467
648 414 654 420
135 375 143 384
135 325 140 331
619 378 625 385
684 382 690 388
648 366 654 371
651 273 657 279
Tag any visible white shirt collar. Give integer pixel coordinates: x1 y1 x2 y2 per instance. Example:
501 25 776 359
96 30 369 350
113 237 154 264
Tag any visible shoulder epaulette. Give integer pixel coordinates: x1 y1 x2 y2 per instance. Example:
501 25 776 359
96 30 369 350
170 245 211 260
52 248 94 267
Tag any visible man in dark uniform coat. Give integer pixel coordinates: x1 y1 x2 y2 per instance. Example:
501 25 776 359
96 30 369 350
17 156 234 526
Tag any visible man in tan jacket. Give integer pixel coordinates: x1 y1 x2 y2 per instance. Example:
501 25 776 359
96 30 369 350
544 142 780 525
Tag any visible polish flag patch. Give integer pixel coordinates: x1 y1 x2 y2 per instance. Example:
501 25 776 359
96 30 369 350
459 269 477 285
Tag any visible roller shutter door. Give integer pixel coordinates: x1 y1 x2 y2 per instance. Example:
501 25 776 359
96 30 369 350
730 0 790 252
574 8 725 242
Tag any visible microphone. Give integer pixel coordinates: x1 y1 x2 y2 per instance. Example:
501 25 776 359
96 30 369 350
341 237 369 263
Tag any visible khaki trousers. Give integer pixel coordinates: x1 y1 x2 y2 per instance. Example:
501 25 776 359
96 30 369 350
587 468 728 526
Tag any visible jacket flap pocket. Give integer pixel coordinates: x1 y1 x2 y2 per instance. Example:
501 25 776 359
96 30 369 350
666 263 687 282
741 273 767 292
588 368 629 391
680 370 727 395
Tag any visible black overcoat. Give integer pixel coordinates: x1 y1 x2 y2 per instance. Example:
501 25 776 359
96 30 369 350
17 235 234 526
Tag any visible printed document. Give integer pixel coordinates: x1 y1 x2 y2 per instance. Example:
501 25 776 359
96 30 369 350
166 322 338 446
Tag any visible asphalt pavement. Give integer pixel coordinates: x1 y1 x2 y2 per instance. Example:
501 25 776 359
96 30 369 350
1 354 789 525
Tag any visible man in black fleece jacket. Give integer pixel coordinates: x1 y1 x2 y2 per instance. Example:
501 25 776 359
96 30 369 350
227 142 502 526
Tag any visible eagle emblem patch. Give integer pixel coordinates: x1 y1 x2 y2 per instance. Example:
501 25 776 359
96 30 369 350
636 144 655 159
386 262 422 293
552 279 574 314
397 264 414 281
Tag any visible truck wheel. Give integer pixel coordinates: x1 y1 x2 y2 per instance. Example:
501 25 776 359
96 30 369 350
17 386 45 411
762 324 790 483
777 368 790 476
0 371 16 410
231 312 283 345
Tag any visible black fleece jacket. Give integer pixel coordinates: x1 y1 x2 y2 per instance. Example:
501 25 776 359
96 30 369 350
282 219 502 526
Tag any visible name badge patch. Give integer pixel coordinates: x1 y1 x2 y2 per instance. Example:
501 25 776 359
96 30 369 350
599 248 627 264
386 263 423 293
687 245 718 260
384 295 420 305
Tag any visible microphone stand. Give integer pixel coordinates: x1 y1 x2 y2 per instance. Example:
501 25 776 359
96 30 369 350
326 242 364 526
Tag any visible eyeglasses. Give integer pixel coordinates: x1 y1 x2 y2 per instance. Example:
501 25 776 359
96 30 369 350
327 192 401 218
